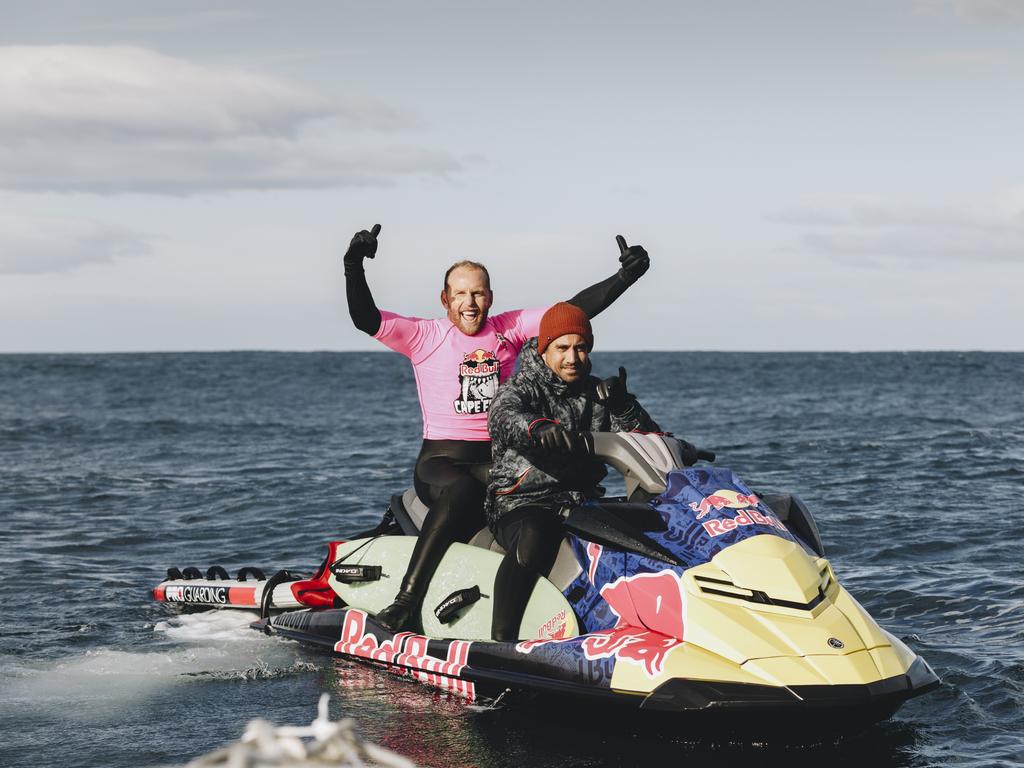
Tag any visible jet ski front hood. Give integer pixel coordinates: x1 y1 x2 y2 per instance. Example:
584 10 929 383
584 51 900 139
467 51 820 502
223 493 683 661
607 536 934 695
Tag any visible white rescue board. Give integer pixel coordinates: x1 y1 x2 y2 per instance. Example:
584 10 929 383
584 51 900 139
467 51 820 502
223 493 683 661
327 536 578 642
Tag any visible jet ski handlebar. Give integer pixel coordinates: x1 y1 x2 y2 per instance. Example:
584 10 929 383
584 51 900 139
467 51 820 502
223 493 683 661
582 432 714 462
582 432 715 496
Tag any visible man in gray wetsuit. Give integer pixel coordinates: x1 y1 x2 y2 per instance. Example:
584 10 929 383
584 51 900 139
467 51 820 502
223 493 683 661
486 302 683 641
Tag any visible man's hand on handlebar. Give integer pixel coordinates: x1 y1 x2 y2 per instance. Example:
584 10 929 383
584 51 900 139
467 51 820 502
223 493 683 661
583 431 715 466
532 421 590 456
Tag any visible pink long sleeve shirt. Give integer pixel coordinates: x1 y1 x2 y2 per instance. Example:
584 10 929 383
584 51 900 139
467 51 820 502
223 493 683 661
373 307 548 440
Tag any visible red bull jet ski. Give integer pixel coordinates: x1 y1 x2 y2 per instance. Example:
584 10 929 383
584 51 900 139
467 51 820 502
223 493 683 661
153 433 939 736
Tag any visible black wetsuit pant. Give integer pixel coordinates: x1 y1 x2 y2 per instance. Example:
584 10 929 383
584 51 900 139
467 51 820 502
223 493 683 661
398 439 491 602
492 502 565 642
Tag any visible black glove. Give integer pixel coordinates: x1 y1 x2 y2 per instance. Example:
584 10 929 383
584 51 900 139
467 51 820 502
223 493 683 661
532 421 589 456
615 235 650 286
344 223 381 271
594 366 632 415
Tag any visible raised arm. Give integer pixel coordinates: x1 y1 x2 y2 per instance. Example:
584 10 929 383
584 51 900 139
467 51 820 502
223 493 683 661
596 366 661 433
344 224 383 336
567 234 650 318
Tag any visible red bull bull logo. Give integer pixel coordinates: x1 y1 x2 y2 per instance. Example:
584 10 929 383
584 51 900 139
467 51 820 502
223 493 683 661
580 625 682 677
599 570 685 640
517 625 683 678
689 489 761 519
688 489 788 537
516 569 685 678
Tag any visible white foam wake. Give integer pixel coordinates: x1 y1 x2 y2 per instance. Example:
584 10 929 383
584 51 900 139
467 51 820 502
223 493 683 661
1 610 308 720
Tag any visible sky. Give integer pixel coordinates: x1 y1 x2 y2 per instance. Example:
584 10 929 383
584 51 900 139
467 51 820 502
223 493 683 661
0 0 1021 352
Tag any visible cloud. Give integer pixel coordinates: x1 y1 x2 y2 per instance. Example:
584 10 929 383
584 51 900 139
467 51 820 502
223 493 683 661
772 199 1024 267
0 216 154 274
0 46 462 194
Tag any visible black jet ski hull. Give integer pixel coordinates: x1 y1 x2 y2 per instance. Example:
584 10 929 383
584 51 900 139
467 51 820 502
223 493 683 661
255 606 939 739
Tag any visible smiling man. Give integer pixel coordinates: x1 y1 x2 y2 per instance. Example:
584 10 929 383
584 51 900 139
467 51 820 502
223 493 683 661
484 303 664 641
343 225 650 632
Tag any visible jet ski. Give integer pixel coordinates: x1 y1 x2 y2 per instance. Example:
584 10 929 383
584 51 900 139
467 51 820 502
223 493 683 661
153 432 939 736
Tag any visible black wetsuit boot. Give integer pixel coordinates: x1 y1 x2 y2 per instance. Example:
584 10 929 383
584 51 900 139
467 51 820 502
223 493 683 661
375 452 487 633
374 520 451 632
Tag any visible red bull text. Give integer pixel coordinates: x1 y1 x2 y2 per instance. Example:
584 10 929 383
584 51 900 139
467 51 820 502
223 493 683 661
687 490 789 537
334 610 475 699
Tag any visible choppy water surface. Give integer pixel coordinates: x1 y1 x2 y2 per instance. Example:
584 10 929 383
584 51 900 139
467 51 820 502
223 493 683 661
0 351 1021 767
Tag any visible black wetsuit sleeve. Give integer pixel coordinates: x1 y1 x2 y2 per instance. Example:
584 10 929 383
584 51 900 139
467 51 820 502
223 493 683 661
566 273 628 319
345 266 382 336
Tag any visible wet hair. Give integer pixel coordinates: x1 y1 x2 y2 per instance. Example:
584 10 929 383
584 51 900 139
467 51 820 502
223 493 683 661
443 260 491 294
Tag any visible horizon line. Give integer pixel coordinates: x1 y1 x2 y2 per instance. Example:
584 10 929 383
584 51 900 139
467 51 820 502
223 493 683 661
2 348 1021 355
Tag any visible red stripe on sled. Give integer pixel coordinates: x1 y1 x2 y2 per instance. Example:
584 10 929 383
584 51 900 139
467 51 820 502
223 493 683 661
228 587 257 606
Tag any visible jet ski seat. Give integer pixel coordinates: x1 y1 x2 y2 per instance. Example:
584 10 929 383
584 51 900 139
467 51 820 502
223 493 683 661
389 488 582 591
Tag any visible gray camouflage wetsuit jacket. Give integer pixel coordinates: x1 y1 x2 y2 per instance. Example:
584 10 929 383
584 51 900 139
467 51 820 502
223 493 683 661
485 338 660 528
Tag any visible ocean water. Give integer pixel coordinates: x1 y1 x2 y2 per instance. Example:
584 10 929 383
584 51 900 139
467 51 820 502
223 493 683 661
0 351 1021 767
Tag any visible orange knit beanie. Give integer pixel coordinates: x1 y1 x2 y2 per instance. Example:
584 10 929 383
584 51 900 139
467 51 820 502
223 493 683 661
538 302 593 353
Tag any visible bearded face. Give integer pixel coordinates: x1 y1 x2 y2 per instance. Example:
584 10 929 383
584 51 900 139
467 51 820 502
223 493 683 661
542 333 591 383
441 266 493 335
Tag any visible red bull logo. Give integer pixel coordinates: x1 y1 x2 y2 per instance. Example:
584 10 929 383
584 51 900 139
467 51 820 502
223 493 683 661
580 625 682 677
600 570 685 641
517 625 683 678
537 609 570 640
516 569 685 678
455 348 500 414
335 610 475 699
688 489 788 537
459 348 498 377
689 489 761 519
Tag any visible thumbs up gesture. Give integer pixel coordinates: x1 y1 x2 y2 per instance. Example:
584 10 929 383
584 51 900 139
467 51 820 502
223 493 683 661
615 234 650 286
344 224 382 269
594 366 632 415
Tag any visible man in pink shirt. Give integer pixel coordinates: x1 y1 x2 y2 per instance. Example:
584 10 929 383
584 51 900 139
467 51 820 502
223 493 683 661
343 223 650 632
